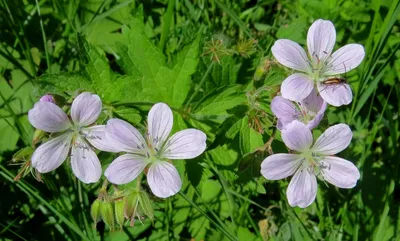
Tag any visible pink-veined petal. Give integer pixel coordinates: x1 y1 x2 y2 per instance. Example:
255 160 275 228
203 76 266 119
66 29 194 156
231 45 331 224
281 121 313 152
162 129 207 159
147 103 173 151
261 154 303 180
70 137 101 183
287 168 317 208
320 156 360 188
317 82 352 107
105 118 148 154
281 73 314 102
147 161 181 198
307 19 336 65
28 102 71 133
323 44 365 75
81 125 120 152
71 92 102 126
312 123 352 155
271 39 311 72
104 154 149 185
300 88 324 113
271 96 299 122
306 101 327 129
31 132 72 173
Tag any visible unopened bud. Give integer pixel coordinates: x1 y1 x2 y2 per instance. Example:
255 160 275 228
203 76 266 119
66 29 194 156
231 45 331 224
100 201 115 230
124 191 139 219
139 191 154 221
114 199 125 229
32 129 45 145
91 199 101 226
254 65 266 81
39 94 55 103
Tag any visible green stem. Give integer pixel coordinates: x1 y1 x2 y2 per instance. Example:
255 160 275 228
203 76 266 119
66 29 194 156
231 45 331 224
35 0 51 73
178 191 238 241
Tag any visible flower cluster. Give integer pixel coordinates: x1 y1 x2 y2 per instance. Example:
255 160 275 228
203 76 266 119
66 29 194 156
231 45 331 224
26 18 363 211
28 93 207 198
261 19 363 208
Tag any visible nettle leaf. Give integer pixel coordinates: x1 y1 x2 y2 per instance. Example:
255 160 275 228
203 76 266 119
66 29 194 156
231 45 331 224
34 72 92 97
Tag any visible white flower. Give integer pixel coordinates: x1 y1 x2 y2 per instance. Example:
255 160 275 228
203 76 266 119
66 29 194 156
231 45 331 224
261 121 360 208
104 103 207 198
28 92 116 183
271 19 365 106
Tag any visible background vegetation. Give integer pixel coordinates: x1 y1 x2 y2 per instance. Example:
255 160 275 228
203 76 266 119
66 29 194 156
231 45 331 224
0 0 399 240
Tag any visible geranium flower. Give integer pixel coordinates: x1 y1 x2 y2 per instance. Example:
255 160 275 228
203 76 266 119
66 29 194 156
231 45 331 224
261 121 360 208
104 103 207 198
271 19 365 106
271 88 327 130
28 92 115 183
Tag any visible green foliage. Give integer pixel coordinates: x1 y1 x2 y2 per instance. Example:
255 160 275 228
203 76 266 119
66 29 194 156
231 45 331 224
1 0 400 241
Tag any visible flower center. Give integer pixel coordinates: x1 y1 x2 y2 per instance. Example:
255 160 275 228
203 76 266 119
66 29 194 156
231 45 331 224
300 150 329 176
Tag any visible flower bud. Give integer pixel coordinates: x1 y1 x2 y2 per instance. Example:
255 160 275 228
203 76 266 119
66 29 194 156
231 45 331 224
32 129 45 145
100 201 115 230
39 94 55 103
114 199 125 229
124 191 139 219
139 191 154 221
90 199 101 226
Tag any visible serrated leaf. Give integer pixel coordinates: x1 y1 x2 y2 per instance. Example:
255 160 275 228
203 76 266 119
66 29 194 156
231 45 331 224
194 85 246 122
34 72 92 97
88 18 200 107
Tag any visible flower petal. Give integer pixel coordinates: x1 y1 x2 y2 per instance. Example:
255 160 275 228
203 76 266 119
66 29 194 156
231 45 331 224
300 88 324 113
312 123 352 155
323 44 365 75
261 154 303 180
70 137 102 183
105 154 148 185
301 88 327 129
31 132 72 173
271 39 311 72
147 161 182 198
287 168 317 208
105 118 148 154
147 103 173 150
307 19 336 65
82 125 120 152
271 96 299 124
281 121 313 152
317 82 352 107
320 156 360 188
71 92 102 126
281 73 314 102
28 102 71 133
162 129 207 159
306 101 327 129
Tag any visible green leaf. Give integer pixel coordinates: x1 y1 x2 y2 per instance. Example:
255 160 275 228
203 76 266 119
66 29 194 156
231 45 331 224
34 72 92 97
194 85 246 122
113 106 142 125
239 116 264 155
89 18 201 107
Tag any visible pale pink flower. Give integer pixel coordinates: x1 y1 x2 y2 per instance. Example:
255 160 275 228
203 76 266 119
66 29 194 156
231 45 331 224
261 121 360 208
271 19 365 106
28 92 116 183
104 103 207 198
271 88 327 130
